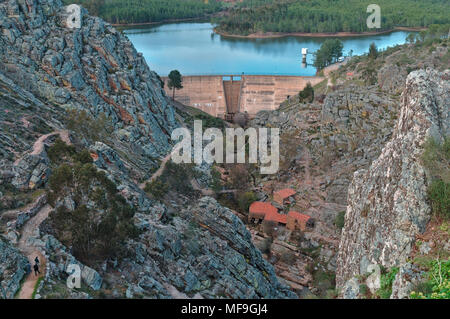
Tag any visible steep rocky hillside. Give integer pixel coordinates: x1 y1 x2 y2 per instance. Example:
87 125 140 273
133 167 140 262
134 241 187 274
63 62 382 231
248 39 448 298
0 0 294 299
0 0 177 181
336 69 449 298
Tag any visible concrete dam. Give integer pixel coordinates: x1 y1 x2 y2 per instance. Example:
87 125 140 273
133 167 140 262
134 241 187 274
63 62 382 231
163 75 324 120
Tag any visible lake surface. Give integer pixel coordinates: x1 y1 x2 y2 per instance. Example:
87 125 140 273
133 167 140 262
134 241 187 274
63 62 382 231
123 23 413 76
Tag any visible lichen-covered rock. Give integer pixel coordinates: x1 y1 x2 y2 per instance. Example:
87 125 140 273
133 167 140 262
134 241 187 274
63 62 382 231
0 0 178 167
0 238 28 299
390 263 424 299
118 197 297 299
336 69 449 297
44 234 103 291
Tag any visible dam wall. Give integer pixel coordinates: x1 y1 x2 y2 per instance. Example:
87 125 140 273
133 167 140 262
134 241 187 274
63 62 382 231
163 75 324 119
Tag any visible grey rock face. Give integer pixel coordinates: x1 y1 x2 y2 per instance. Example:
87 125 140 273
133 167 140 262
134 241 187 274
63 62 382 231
0 0 177 163
0 0 297 299
120 197 296 299
390 263 424 299
44 234 103 291
0 238 28 299
336 69 449 296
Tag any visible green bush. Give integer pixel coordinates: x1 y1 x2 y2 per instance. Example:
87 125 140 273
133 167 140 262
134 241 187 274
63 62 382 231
46 148 138 265
411 259 450 299
422 136 450 220
298 83 314 103
160 161 195 196
237 191 257 213
428 180 450 220
422 136 450 182
209 167 223 193
376 267 399 299
65 109 113 144
47 138 76 164
144 178 168 199
334 211 346 229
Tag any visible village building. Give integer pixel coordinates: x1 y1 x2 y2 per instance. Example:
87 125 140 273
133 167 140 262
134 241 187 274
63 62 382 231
249 202 278 224
273 188 296 206
287 211 315 232
249 201 314 231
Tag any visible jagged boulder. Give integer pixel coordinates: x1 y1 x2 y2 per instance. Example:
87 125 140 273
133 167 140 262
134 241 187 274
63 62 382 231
336 69 449 297
0 0 177 164
0 238 28 299
120 197 297 299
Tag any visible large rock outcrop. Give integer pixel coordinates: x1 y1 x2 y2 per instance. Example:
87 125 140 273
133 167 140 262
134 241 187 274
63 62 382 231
0 0 177 170
0 238 28 299
336 69 449 296
0 0 295 299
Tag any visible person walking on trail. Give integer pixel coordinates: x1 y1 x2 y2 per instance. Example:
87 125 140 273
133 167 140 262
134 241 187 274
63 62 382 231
34 256 39 265
33 263 40 276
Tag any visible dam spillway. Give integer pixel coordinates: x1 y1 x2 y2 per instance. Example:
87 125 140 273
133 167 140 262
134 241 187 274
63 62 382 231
163 75 324 119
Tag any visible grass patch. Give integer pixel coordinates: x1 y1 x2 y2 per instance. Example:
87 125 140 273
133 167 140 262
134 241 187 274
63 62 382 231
422 136 450 220
32 277 43 299
375 267 399 299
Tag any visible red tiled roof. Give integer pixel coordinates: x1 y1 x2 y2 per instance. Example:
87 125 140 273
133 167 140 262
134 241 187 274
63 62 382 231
274 188 296 200
288 211 311 223
265 211 288 224
249 202 278 216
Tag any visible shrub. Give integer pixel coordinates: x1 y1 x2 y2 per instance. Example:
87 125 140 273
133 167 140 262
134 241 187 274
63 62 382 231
411 259 450 299
422 136 450 220
290 230 304 246
428 180 450 220
65 109 113 144
258 237 273 255
298 83 314 103
262 220 277 238
160 161 195 196
376 267 399 299
237 191 257 213
422 136 450 182
227 164 250 191
73 149 93 164
46 148 138 265
334 211 346 229
47 138 76 163
144 178 169 199
209 167 223 193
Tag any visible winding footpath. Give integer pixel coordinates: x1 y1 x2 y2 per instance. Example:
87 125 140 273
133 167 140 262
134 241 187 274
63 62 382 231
16 205 51 299
12 130 70 298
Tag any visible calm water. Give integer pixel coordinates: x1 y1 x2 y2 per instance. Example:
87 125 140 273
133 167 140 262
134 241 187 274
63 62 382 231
123 23 413 76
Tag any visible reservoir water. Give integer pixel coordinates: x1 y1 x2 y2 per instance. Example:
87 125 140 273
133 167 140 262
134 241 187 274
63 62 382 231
123 22 413 76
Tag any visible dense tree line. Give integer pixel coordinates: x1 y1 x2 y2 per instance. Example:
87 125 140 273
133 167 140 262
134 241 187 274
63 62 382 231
64 0 224 24
214 0 450 35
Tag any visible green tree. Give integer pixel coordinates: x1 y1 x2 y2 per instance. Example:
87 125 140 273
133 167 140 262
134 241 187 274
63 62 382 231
314 39 343 69
299 82 314 103
368 42 378 59
168 70 183 100
406 33 416 44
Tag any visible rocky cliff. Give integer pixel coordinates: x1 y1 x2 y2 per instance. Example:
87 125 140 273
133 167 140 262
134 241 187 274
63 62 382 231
336 69 449 298
0 0 176 178
0 0 294 299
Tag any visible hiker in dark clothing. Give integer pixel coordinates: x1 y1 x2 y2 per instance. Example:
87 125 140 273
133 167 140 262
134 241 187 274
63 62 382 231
33 263 40 276
34 256 39 265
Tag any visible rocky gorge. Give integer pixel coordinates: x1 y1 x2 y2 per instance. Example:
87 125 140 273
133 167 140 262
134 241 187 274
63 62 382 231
0 0 294 299
0 0 448 300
